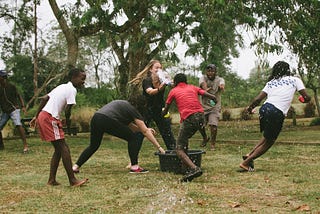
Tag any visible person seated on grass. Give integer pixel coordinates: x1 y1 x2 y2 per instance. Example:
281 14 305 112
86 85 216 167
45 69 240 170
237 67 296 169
240 61 311 172
72 100 166 174
30 68 88 187
162 73 217 182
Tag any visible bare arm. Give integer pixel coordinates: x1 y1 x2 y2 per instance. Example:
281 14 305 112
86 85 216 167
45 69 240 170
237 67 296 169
298 89 311 103
247 91 267 113
145 83 166 95
133 118 165 154
65 104 73 133
203 91 217 103
161 103 171 117
29 95 50 128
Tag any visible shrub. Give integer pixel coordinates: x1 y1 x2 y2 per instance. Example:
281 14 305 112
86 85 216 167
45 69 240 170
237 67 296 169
240 108 252 120
310 117 320 126
72 107 96 132
304 101 316 118
287 106 296 119
222 109 231 121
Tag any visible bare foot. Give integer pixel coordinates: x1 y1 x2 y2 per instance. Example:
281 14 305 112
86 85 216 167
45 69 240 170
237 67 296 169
126 162 131 169
71 178 88 187
23 147 29 154
200 137 210 147
47 181 61 186
210 143 215 151
239 163 254 172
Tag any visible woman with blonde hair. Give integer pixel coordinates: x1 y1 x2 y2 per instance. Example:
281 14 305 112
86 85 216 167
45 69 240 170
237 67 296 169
129 59 176 151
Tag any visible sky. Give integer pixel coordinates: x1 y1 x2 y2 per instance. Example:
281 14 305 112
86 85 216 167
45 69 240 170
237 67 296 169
0 0 298 80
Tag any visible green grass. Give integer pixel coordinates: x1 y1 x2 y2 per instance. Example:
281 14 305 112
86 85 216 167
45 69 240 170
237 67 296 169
1 118 320 213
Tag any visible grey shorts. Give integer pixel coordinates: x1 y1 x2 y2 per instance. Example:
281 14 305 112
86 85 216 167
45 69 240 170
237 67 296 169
204 109 220 126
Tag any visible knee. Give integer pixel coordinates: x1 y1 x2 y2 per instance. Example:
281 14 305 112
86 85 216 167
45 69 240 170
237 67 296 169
87 141 101 152
210 125 217 131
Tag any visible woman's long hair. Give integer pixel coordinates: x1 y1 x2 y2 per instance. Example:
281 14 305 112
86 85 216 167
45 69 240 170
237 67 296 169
268 61 291 81
128 59 160 85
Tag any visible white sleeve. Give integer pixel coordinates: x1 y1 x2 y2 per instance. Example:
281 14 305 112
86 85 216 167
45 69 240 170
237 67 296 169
295 77 305 91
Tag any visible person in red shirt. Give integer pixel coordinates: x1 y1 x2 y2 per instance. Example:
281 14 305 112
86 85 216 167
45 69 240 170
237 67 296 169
162 73 217 182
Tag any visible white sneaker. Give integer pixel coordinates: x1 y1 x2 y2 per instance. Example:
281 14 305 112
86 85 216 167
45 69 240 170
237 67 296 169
73 164 80 173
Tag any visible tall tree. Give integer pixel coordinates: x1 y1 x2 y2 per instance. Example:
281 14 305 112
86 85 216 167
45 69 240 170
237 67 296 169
248 0 320 116
47 0 253 98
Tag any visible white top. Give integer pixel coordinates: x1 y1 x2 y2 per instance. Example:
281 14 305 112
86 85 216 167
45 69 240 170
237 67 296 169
262 76 305 115
42 82 77 119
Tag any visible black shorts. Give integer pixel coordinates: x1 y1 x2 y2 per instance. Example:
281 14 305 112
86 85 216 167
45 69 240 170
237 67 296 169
259 103 285 140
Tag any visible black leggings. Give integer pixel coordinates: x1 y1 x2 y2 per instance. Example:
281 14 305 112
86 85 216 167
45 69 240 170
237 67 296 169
75 113 140 167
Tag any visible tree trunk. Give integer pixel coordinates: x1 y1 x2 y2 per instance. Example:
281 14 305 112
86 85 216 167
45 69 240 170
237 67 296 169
32 0 38 108
49 0 78 72
313 88 320 117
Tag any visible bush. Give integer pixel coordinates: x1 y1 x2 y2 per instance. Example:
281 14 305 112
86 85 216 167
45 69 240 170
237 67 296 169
310 117 320 126
72 107 96 132
222 109 231 121
287 106 296 119
304 101 316 118
240 108 252 120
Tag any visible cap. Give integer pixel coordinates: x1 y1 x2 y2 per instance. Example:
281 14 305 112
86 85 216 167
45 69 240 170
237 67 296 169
0 70 7 77
206 64 216 70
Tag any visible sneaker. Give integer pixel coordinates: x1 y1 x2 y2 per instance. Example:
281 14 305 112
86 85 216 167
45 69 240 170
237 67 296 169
0 144 4 150
72 164 80 173
181 166 203 182
129 167 149 174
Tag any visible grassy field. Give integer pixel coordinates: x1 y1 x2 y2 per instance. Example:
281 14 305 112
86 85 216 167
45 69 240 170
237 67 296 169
1 118 320 213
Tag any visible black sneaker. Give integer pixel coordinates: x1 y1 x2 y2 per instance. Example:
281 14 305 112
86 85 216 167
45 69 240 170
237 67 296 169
181 166 202 182
0 144 4 150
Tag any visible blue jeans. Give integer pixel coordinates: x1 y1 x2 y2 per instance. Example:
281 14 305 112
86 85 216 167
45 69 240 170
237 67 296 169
0 109 22 130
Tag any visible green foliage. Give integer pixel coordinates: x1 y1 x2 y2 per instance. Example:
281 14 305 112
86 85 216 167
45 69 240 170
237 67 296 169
222 109 231 121
80 84 117 107
222 72 252 108
310 117 320 126
286 106 296 119
304 101 316 118
249 0 320 116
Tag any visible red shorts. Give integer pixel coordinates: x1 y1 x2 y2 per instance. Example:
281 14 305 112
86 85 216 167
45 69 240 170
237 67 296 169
37 111 65 142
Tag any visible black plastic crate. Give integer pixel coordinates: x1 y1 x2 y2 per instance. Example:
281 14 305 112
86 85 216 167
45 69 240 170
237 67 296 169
155 150 205 174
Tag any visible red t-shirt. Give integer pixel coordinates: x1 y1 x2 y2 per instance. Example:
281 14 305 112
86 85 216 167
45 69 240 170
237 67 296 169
166 82 205 122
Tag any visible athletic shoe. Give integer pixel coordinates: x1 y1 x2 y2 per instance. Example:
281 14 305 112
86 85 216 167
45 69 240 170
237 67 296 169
129 167 149 174
73 164 80 173
181 166 203 182
0 144 4 150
